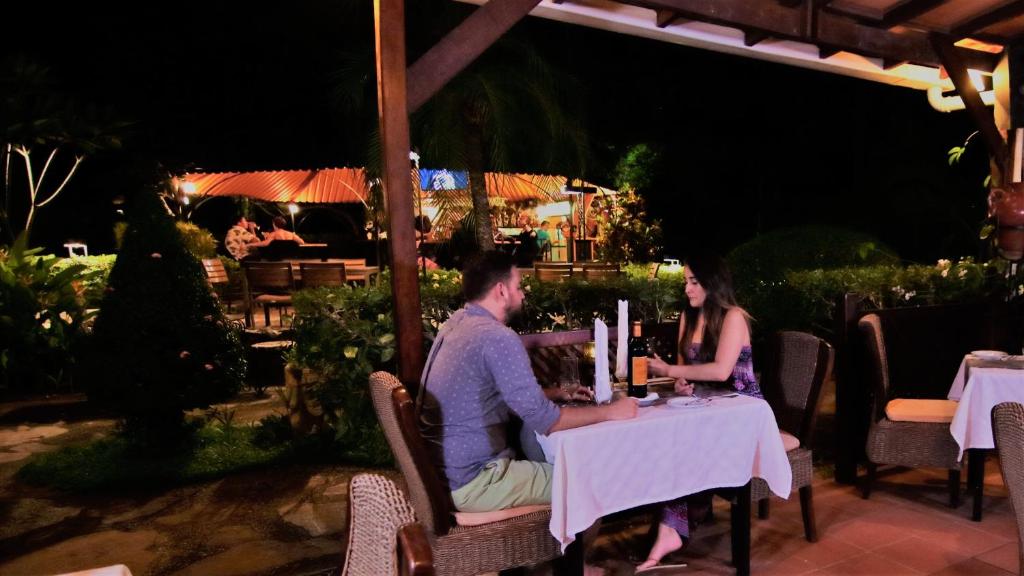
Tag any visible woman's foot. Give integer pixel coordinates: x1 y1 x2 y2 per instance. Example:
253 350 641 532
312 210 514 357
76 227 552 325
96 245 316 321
636 522 685 571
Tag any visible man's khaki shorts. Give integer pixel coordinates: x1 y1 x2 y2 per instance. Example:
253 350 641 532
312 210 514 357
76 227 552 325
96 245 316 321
450 458 553 512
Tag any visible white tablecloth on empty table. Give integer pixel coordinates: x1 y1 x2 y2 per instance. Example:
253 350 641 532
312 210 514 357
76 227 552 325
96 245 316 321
948 360 1024 459
537 395 792 550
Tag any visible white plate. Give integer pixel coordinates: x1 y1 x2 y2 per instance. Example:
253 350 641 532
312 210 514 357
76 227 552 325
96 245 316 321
972 350 1009 360
667 396 711 409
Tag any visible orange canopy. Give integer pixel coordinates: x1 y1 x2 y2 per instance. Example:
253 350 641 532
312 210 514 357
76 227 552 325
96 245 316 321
182 168 615 204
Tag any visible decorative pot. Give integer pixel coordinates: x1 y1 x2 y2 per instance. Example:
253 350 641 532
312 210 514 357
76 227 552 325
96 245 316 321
990 182 1024 261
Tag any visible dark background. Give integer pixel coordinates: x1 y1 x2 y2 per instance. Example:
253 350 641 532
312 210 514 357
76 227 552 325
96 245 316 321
1 0 991 261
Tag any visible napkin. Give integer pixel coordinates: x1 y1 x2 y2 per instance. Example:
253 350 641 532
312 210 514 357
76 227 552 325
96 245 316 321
615 300 629 380
594 318 612 404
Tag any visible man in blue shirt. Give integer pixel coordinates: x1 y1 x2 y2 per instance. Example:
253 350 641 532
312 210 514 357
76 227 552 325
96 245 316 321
419 251 638 512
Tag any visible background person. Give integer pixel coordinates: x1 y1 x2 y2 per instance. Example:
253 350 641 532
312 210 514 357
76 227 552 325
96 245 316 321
224 215 263 260
261 216 305 244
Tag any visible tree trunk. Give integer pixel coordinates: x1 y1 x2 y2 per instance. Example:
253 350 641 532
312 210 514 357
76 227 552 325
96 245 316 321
465 127 495 251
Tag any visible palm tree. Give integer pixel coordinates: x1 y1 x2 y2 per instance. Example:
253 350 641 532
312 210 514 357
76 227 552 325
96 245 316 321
411 36 590 251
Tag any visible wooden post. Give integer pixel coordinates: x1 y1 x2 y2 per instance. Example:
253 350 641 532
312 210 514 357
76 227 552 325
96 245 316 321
375 0 425 391
834 292 865 484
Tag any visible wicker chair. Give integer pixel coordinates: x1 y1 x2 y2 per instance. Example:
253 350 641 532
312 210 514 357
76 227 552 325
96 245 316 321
751 331 833 542
992 402 1024 576
342 473 434 576
859 314 964 507
368 371 561 576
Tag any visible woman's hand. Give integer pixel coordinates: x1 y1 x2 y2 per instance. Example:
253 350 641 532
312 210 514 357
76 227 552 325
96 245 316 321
648 353 671 378
674 379 694 396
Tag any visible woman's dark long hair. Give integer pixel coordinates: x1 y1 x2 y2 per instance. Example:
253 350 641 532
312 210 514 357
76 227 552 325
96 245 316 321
679 252 746 362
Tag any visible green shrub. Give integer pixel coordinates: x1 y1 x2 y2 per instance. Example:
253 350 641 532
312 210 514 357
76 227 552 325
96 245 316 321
115 221 217 260
290 267 686 463
0 235 95 392
17 421 290 491
50 255 116 307
85 186 246 451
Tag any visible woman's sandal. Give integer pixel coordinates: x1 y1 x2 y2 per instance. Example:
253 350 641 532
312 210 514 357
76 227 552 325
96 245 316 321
635 559 689 573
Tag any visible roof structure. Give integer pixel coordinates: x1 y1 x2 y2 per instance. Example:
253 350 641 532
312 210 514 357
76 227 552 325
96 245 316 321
456 0 1021 96
181 168 616 204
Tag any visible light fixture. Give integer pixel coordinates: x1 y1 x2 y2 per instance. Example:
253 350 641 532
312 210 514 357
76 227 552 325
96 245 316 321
287 203 299 215
180 181 197 195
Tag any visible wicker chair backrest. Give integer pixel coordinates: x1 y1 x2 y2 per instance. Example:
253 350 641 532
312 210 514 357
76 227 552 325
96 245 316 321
992 401 1024 568
858 314 891 421
342 473 419 576
764 331 834 444
369 371 453 536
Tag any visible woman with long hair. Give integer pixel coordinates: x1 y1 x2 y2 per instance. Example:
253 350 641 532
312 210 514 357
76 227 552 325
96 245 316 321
638 252 761 571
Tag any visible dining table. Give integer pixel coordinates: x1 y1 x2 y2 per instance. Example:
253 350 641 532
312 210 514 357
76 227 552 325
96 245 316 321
536 386 793 575
947 352 1024 520
281 259 381 285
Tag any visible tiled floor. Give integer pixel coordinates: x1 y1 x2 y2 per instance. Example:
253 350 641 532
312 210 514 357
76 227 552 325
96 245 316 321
583 459 1019 575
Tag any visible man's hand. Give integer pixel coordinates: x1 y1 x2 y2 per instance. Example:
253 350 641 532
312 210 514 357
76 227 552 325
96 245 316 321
604 396 638 420
545 386 595 403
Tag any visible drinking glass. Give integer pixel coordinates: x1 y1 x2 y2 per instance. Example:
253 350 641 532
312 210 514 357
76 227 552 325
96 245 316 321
559 356 580 397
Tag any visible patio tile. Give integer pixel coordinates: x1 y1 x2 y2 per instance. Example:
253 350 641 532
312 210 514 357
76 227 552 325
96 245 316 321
909 516 1011 557
873 535 972 573
822 513 918 550
974 542 1020 574
808 551 924 575
926 557 1016 575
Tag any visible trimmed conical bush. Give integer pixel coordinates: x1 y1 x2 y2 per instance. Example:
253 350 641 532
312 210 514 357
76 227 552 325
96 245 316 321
86 183 245 450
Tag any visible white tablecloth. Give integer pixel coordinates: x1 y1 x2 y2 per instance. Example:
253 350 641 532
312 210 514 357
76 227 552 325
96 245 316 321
948 357 1024 459
537 395 792 550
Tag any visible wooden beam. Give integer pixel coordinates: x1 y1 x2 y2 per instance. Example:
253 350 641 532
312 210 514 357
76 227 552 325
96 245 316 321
878 0 946 29
375 0 426 389
744 30 770 46
952 1 1024 38
930 33 1007 178
882 57 907 69
656 9 681 28
406 0 542 114
819 46 840 59
629 0 998 71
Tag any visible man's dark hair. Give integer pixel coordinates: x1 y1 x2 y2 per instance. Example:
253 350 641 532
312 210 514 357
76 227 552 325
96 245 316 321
272 216 287 229
462 251 515 302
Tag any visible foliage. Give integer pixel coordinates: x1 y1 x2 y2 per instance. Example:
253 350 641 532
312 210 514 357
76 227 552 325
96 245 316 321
742 258 1007 344
0 56 129 240
84 186 245 451
592 190 663 263
115 221 216 260
17 420 291 491
0 234 94 392
50 254 116 307
612 143 659 193
290 285 397 465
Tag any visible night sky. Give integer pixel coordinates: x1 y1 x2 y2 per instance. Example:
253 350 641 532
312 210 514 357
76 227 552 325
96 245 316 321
2 0 991 262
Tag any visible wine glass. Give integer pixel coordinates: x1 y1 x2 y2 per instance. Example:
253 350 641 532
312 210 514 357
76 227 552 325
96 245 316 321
559 356 580 398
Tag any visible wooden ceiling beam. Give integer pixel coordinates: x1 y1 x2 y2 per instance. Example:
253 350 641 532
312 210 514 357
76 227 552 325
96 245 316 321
744 30 771 46
406 0 542 113
656 9 681 28
930 33 1006 177
952 2 1024 38
629 0 997 71
878 0 947 29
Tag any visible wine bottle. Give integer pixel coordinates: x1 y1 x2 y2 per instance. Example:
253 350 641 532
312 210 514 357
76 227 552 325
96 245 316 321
627 321 648 398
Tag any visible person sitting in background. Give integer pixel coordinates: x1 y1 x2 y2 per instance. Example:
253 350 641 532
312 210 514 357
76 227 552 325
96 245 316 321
536 220 552 261
224 215 263 260
415 215 440 270
261 216 305 244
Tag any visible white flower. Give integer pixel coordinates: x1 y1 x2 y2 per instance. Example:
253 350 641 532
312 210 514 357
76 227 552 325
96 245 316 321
958 268 968 279
59 311 73 324
41 318 51 330
547 312 566 326
432 282 440 289
1018 284 1023 296
937 259 951 269
523 284 532 292
34 311 42 320
431 273 439 281
891 285 905 296
150 252 162 259
904 291 916 301
941 269 949 278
